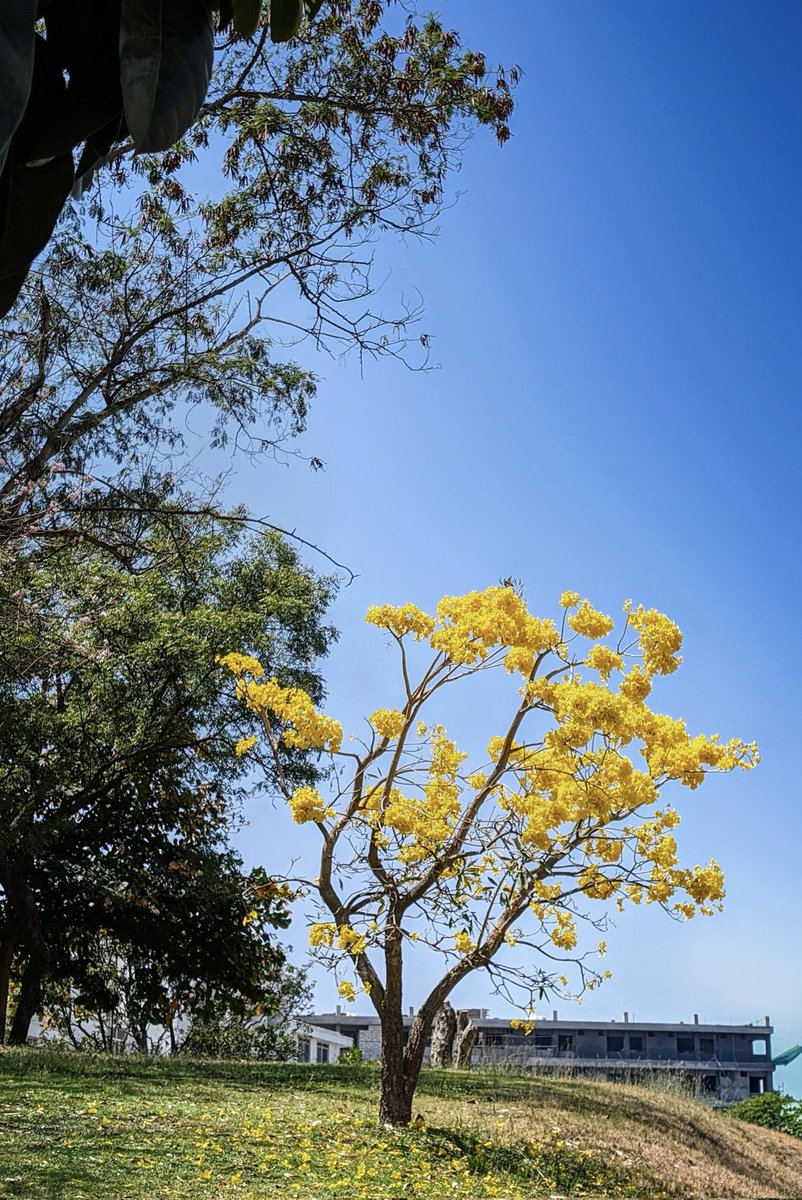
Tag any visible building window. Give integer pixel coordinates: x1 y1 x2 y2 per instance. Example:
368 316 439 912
701 1075 717 1093
749 1076 765 1095
298 1038 311 1063
606 1035 625 1053
699 1037 714 1056
558 1034 574 1052
628 1036 644 1052
316 1043 330 1064
751 1038 768 1057
677 1036 695 1054
534 1034 553 1049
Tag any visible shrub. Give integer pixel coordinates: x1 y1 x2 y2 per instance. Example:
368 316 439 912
728 1091 802 1138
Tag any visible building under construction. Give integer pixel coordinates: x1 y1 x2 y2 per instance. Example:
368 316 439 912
304 1008 777 1104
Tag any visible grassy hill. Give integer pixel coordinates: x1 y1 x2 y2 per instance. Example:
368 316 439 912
1 1049 801 1199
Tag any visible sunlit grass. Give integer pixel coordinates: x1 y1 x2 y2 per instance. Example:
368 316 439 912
1 1049 799 1199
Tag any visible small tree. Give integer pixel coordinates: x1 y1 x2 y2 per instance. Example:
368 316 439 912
222 586 758 1125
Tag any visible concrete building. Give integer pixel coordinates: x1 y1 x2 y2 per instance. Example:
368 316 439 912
294 1022 354 1064
304 1007 775 1103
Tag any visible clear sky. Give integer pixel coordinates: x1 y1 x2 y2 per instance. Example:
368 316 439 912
211 1 802 1093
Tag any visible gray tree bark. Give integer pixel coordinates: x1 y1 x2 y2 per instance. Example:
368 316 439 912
429 1000 457 1068
454 1010 477 1069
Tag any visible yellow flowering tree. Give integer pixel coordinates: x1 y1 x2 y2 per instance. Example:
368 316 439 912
220 586 757 1125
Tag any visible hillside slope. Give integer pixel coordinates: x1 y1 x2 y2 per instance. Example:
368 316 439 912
0 1050 800 1199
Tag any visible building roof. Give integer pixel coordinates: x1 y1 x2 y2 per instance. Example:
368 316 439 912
305 1011 773 1035
294 1022 355 1048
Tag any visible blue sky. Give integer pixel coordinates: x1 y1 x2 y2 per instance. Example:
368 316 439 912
212 1 802 1092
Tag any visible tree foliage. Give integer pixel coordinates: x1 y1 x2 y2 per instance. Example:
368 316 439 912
223 584 757 1123
44 926 312 1058
729 1092 802 1140
0 0 328 315
0 520 336 1044
1 0 516 549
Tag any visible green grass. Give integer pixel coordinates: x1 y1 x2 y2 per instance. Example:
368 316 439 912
0 1049 665 1200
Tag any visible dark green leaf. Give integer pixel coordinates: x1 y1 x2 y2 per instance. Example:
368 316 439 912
12 35 70 164
232 0 262 37
0 0 36 175
0 153 75 318
119 0 215 153
33 0 123 160
217 0 235 32
303 0 325 21
270 0 302 43
72 115 127 198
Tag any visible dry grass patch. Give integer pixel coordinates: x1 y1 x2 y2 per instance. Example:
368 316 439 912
415 1071 802 1198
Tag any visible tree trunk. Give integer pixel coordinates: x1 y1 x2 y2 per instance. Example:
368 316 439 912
0 931 17 1043
378 917 417 1125
429 1001 457 1067
378 1015 413 1125
6 869 49 1046
8 955 44 1044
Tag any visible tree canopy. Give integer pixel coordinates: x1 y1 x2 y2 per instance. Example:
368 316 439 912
0 0 515 318
1 0 516 552
0 0 327 315
223 584 758 1123
0 519 336 1043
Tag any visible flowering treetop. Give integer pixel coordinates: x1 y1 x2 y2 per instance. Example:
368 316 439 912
220 585 757 1023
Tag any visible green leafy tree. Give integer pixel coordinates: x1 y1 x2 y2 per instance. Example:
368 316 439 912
0 518 335 1043
1 1 516 549
178 956 312 1059
42 897 312 1057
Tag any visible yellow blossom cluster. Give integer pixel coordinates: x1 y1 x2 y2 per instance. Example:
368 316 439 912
307 921 369 954
308 922 336 947
549 910 578 949
288 785 335 825
217 651 265 677
366 728 467 864
336 924 368 954
234 735 258 757
369 708 406 740
453 931 476 954
627 604 683 675
219 655 342 753
586 644 623 681
368 586 561 673
567 600 615 640
365 603 435 639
